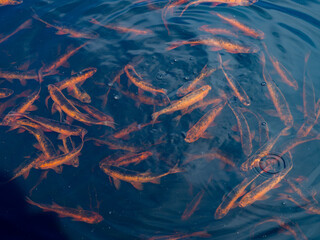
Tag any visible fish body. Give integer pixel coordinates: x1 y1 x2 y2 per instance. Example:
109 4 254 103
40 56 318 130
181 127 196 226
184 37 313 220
199 25 238 38
26 197 103 224
101 151 152 167
0 88 13 98
69 84 91 103
0 19 30 44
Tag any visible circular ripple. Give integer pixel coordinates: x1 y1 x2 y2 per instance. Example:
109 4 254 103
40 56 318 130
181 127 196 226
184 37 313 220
254 154 286 177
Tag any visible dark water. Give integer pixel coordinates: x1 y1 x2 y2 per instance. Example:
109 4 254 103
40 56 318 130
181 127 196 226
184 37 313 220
1 0 320 239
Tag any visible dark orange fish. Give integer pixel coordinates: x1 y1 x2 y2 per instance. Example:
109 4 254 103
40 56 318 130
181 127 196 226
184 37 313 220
177 64 216 97
180 0 258 16
33 12 98 39
152 85 211 122
0 0 22 5
54 67 97 90
90 18 153 35
41 42 88 73
69 84 91 103
181 97 222 116
181 189 205 220
228 103 252 156
0 88 13 98
262 42 298 90
212 12 264 39
218 54 251 106
0 19 31 44
185 101 226 143
148 231 211 240
167 37 258 54
261 53 293 127
0 89 31 116
59 136 80 167
0 69 50 85
199 25 238 37
100 151 152 167
26 197 103 224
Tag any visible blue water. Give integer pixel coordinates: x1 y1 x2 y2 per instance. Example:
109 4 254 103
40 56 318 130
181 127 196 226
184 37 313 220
1 0 320 239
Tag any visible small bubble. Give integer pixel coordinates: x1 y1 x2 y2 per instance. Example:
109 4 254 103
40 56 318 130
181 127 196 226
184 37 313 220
109 211 112 215
184 76 189 80
174 58 177 62
157 74 163 80
189 57 193 60
114 95 120 100
261 122 266 126
261 82 266 86
108 82 113 87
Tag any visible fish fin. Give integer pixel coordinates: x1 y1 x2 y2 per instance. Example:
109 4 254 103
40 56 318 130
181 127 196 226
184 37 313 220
61 61 70 68
65 116 74 125
201 132 213 139
138 88 143 96
149 178 160 184
113 177 121 190
263 109 279 117
210 47 222 52
33 143 42 151
231 124 239 132
17 128 26 134
56 30 67 35
257 194 270 201
52 166 63 174
45 95 51 109
27 105 38 111
131 182 143 190
72 158 79 167
58 145 67 154
232 134 240 142
57 134 68 140
22 169 30 179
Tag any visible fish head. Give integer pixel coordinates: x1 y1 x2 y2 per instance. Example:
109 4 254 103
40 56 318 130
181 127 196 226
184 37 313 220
79 93 91 103
242 0 258 6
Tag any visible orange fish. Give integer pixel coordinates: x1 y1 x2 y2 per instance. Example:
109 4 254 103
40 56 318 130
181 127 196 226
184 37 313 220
152 85 211 122
185 101 226 143
0 19 31 44
0 69 51 85
88 137 141 152
41 42 88 73
183 151 235 167
90 18 153 35
228 103 252 156
181 97 222 116
262 42 298 90
33 12 98 39
218 54 251 106
59 136 80 167
26 197 103 224
181 189 205 220
177 64 216 97
100 151 152 167
180 0 258 16
100 162 182 190
199 25 238 38
148 231 211 240
0 89 31 116
0 0 22 5
261 53 293 127
167 37 258 54
0 88 13 98
285 178 316 205
212 12 264 39
112 120 158 139
69 84 91 103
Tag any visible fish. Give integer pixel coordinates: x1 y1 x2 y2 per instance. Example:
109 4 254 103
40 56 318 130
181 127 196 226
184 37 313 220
262 42 298 90
100 162 182 190
90 18 153 35
0 69 51 85
239 155 292 207
0 19 31 44
60 136 80 167
69 84 91 103
180 0 258 16
48 85 114 127
218 54 251 106
26 197 103 224
185 101 226 143
88 137 141 152
167 37 258 54
33 12 98 39
148 231 211 240
261 53 293 127
199 25 238 38
181 189 205 220
181 97 223 116
285 178 316 205
177 64 216 97
54 67 97 91
124 64 168 96
228 102 252 156
152 85 211 122
41 42 88 73
212 12 264 39
0 89 31 116
112 120 158 139
100 151 152 167
183 151 235 167
0 88 13 98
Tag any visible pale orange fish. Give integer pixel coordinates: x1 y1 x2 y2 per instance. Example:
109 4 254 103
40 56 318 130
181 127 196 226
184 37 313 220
0 88 13 98
262 42 298 90
112 120 158 139
167 37 258 54
0 19 31 44
185 101 226 143
100 151 152 167
181 189 205 220
181 97 222 116
33 12 98 39
180 0 258 16
183 150 235 167
148 231 211 240
228 103 252 156
212 12 264 39
152 85 211 123
26 197 103 224
285 178 316 205
0 0 22 5
261 52 293 127
218 54 251 106
90 18 153 35
199 25 238 38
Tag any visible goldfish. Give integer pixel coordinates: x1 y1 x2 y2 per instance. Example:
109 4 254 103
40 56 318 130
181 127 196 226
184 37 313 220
55 67 97 91
262 43 298 90
181 97 222 116
185 101 226 143
261 53 293 127
218 54 251 106
180 0 258 16
69 84 91 103
212 12 264 39
0 88 13 98
33 12 98 39
199 25 238 38
285 178 316 204
177 64 216 97
41 42 88 73
152 85 211 122
181 189 205 220
26 197 103 224
239 155 292 207
0 19 31 44
228 103 252 156
167 37 258 54
100 151 152 167
48 85 114 127
90 18 153 35
100 162 182 190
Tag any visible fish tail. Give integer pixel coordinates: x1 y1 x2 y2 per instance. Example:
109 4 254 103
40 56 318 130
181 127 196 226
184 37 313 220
170 161 183 174
166 41 185 51
25 196 37 206
151 111 160 124
103 120 116 129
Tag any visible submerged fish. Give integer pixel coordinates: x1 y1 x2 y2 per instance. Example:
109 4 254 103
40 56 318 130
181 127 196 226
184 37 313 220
0 19 31 44
0 88 13 98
